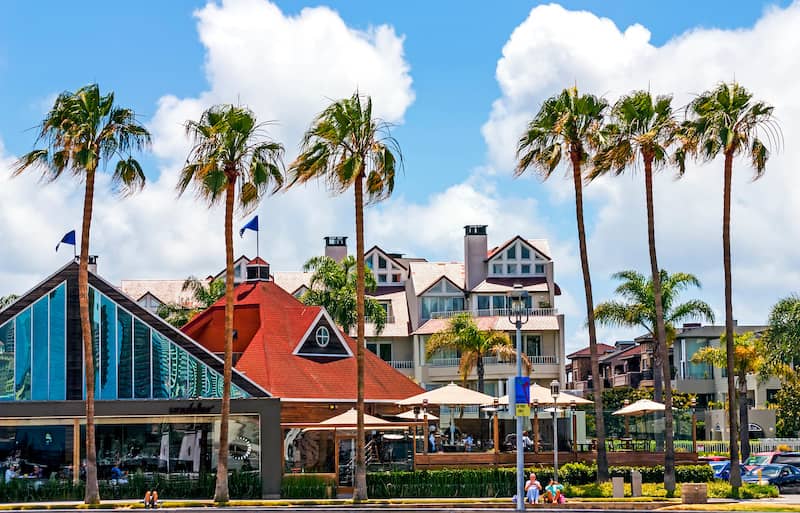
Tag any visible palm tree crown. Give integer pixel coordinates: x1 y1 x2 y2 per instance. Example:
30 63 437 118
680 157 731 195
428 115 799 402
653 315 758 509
426 313 527 393
178 104 285 209
595 269 715 342
301 256 387 335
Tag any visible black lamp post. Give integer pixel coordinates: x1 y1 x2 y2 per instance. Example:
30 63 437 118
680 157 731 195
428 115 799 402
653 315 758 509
550 379 560 480
508 284 529 512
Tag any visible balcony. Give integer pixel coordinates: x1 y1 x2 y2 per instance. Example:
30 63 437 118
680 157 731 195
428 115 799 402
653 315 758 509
366 314 396 324
389 360 414 370
612 371 642 388
431 307 559 319
427 355 557 367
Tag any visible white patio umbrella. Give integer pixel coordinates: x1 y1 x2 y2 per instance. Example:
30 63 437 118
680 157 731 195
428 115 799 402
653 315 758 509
612 399 665 416
304 408 406 432
497 383 593 406
395 409 439 421
397 383 496 443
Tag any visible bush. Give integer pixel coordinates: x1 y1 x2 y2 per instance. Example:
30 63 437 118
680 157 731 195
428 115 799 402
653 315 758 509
281 474 335 499
707 481 778 499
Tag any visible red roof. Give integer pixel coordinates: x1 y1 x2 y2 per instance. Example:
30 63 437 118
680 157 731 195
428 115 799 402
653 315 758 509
566 343 617 360
247 256 269 266
182 280 423 401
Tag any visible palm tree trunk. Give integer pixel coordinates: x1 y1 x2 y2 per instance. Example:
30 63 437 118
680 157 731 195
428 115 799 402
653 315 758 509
353 170 368 501
653 351 663 402
739 368 750 461
213 178 235 503
644 158 675 494
723 151 741 490
477 356 485 393
570 151 608 481
81 168 100 505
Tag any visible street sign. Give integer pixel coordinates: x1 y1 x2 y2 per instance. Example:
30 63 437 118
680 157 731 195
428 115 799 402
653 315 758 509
515 404 531 417
514 376 530 406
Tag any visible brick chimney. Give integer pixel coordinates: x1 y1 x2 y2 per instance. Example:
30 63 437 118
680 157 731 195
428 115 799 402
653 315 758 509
324 236 348 262
464 225 488 291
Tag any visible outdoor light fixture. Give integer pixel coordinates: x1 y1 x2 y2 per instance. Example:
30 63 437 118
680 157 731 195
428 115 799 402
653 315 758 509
508 283 530 512
533 398 540 453
551 379 560 481
570 399 577 453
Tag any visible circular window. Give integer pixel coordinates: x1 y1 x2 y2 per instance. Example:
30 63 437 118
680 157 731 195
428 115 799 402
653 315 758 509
315 326 330 347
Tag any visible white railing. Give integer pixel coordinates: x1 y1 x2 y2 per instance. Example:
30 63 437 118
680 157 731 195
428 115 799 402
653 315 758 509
676 438 800 453
428 358 462 367
390 360 414 369
428 355 557 367
431 307 559 319
367 314 396 324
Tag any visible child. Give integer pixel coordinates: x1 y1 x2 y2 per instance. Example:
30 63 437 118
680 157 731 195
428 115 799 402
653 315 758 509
545 478 565 504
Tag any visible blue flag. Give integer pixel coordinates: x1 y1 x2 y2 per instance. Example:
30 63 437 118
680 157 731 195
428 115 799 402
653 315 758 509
55 230 76 252
239 215 258 237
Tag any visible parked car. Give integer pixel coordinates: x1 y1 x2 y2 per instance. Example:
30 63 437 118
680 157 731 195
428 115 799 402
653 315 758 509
742 464 800 493
711 461 747 481
745 452 800 469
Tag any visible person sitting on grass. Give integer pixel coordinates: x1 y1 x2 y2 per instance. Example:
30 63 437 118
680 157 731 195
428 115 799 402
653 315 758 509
525 472 542 503
544 478 565 503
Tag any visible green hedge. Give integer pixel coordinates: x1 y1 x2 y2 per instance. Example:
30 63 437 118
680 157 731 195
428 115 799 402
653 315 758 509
366 464 714 499
281 474 336 499
0 471 261 502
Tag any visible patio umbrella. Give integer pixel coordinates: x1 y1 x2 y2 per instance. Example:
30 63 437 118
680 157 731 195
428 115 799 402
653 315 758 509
612 399 665 416
395 409 439 421
397 383 496 443
497 383 593 406
320 408 391 426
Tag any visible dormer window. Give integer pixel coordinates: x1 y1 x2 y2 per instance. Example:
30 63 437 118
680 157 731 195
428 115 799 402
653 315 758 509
488 240 547 277
535 264 545 274
315 326 330 347
365 248 406 286
521 246 530 259
506 246 516 259
492 263 503 274
378 256 387 269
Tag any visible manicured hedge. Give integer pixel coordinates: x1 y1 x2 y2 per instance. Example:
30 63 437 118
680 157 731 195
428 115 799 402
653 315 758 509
281 474 336 499
366 464 714 498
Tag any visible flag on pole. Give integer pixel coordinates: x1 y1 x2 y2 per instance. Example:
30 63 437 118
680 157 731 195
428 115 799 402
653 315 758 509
239 215 258 237
55 230 76 252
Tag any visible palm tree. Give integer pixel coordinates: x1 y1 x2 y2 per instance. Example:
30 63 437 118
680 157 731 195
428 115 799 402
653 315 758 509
680 82 779 489
157 277 225 327
765 296 800 370
301 256 386 335
0 295 18 310
289 92 401 501
692 331 790 461
178 104 284 502
14 84 149 503
591 91 679 492
426 313 529 393
515 86 610 482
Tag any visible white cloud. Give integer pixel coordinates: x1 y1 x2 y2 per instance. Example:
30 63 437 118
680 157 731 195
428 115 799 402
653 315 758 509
483 2 800 352
0 0 414 296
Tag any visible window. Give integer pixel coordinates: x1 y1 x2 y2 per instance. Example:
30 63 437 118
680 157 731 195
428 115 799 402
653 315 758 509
506 246 516 259
315 326 330 347
521 264 531 274
477 296 490 311
521 246 530 259
378 256 387 269
492 296 506 309
391 273 401 283
378 274 387 283
421 296 465 320
534 264 545 274
367 342 392 362
507 264 517 275
524 335 542 357
492 264 503 274
366 257 373 269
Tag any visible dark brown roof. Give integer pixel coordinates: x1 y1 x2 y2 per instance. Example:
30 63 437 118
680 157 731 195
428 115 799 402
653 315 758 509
567 343 616 360
600 344 643 364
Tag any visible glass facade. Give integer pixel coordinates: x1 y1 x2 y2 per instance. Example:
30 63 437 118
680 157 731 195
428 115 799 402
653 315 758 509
0 282 249 401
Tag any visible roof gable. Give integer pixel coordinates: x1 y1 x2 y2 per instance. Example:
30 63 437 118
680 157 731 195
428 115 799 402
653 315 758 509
293 309 353 358
365 245 407 270
487 235 551 262
418 275 464 297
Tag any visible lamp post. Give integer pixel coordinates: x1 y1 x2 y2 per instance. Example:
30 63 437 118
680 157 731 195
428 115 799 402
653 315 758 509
691 397 698 454
551 379 560 481
533 398 540 453
508 284 529 512
571 399 577 454
493 398 500 455
623 399 631 438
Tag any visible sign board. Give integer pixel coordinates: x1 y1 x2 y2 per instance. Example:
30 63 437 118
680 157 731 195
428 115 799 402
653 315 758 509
515 404 531 417
514 376 530 406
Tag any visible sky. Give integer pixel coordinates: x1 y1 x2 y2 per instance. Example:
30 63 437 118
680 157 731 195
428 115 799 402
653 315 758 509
0 0 796 354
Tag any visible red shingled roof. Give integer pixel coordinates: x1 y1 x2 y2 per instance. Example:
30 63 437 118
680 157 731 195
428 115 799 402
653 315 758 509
566 343 617 360
182 280 423 401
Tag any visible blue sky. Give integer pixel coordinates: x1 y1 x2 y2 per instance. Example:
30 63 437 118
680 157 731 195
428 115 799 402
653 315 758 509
0 0 797 352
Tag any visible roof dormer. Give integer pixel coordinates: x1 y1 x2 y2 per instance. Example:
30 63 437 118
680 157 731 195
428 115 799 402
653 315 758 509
246 257 271 282
364 246 407 285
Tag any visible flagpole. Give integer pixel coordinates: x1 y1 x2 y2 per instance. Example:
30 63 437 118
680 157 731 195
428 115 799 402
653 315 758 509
256 228 260 259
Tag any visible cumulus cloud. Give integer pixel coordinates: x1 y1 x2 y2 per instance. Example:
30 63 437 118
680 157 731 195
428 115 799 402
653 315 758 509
0 0 414 295
483 2 800 351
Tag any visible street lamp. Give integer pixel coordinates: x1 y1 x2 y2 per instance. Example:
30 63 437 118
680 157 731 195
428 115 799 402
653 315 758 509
508 284 529 512
691 397 698 454
570 399 577 454
533 398 540 454
551 379 560 481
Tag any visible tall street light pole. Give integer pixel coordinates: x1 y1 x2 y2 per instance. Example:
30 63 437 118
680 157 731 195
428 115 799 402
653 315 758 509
508 284 529 512
551 379 560 481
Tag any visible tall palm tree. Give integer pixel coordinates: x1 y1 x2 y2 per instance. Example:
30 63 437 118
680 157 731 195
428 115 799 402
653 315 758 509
426 313 528 393
680 82 779 489
289 92 401 501
301 255 386 335
515 86 610 481
591 91 679 492
178 104 284 502
15 83 150 504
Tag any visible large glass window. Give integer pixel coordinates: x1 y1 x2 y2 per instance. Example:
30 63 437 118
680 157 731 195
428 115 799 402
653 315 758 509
477 296 490 311
49 284 66 400
684 338 712 379
525 335 542 357
15 308 31 400
151 332 169 399
117 309 133 399
421 296 465 319
32 298 49 400
521 246 530 259
99 295 117 400
0 321 14 400
133 319 151 398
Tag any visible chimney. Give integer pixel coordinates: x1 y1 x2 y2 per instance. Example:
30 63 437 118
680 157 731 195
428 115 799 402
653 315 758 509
245 257 270 282
88 255 98 274
464 225 488 290
324 236 348 262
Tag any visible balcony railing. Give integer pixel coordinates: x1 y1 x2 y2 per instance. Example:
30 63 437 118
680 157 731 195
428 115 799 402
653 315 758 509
366 314 396 324
428 355 557 367
431 307 558 319
390 360 414 369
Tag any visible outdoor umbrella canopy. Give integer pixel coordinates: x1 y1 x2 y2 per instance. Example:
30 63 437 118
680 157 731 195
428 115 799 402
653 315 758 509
395 409 439 420
497 383 593 406
612 399 666 416
319 408 391 426
396 382 496 406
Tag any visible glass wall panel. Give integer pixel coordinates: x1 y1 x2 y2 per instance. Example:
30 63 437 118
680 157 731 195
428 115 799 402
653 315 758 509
187 357 201 398
32 298 49 400
49 283 66 400
117 309 133 399
169 343 189 398
99 295 117 400
133 319 151 398
15 308 32 400
0 321 14 400
90 289 101 395
151 332 169 399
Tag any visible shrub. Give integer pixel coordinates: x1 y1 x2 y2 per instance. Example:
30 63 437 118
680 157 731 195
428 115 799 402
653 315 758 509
281 474 335 499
